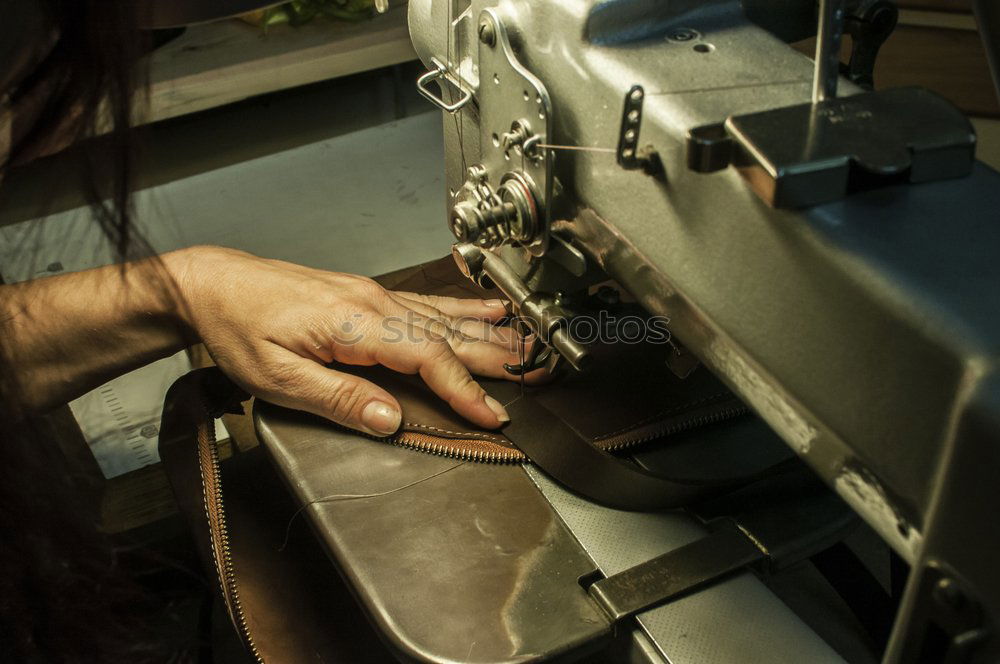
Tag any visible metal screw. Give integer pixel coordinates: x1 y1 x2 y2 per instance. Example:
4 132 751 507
500 120 530 154
478 18 496 46
933 577 966 612
467 164 487 181
669 28 697 42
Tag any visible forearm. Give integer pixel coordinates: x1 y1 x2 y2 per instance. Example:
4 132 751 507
0 248 201 416
0 242 522 432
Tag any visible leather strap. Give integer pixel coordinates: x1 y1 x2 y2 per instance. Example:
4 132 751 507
501 395 721 510
491 382 795 511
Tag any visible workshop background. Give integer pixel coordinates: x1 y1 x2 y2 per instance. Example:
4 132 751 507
0 0 995 659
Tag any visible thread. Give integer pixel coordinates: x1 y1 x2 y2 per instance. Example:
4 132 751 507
537 143 617 153
278 462 464 551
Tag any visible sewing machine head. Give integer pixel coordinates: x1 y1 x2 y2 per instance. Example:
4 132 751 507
414 0 978 375
410 0 1000 660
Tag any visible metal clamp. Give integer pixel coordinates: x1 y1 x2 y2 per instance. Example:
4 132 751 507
416 57 471 113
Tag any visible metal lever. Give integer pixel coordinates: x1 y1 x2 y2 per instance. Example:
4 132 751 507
417 57 472 113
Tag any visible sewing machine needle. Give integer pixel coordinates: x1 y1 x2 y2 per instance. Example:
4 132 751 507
518 322 526 397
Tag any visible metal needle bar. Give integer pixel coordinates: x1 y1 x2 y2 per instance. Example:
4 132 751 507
813 0 846 103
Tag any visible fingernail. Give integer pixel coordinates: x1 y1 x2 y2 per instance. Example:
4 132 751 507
362 400 401 435
483 299 506 308
483 395 510 423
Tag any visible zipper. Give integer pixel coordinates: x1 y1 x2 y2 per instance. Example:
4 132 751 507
196 398 264 664
594 403 750 452
330 423 528 463
393 430 525 463
341 400 750 464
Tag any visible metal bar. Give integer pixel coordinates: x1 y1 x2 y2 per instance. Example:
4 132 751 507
587 523 767 622
478 249 591 370
813 0 846 103
974 0 1000 104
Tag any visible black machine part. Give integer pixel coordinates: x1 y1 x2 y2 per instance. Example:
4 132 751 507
688 0 976 209
687 86 976 208
840 0 898 90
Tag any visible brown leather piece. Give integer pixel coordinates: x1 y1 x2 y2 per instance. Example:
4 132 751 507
160 369 392 663
362 256 746 461
506 335 741 446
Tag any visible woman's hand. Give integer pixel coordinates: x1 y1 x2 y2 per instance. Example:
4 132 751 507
175 246 540 436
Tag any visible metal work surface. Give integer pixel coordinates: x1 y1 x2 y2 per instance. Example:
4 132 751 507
255 400 857 663
525 467 846 664
254 402 611 663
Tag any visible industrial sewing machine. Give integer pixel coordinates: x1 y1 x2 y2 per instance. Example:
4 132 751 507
405 0 1000 659
248 1 1000 662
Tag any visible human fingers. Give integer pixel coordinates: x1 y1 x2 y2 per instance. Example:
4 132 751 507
368 329 510 428
392 291 508 322
255 348 402 436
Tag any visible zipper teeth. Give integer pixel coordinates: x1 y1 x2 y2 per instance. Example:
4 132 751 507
199 403 264 664
394 431 526 464
336 403 749 463
330 421 527 464
595 404 751 452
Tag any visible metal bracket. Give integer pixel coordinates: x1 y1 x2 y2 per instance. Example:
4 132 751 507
416 57 472 113
547 233 587 278
477 9 553 256
587 522 766 622
616 85 664 178
585 465 861 623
